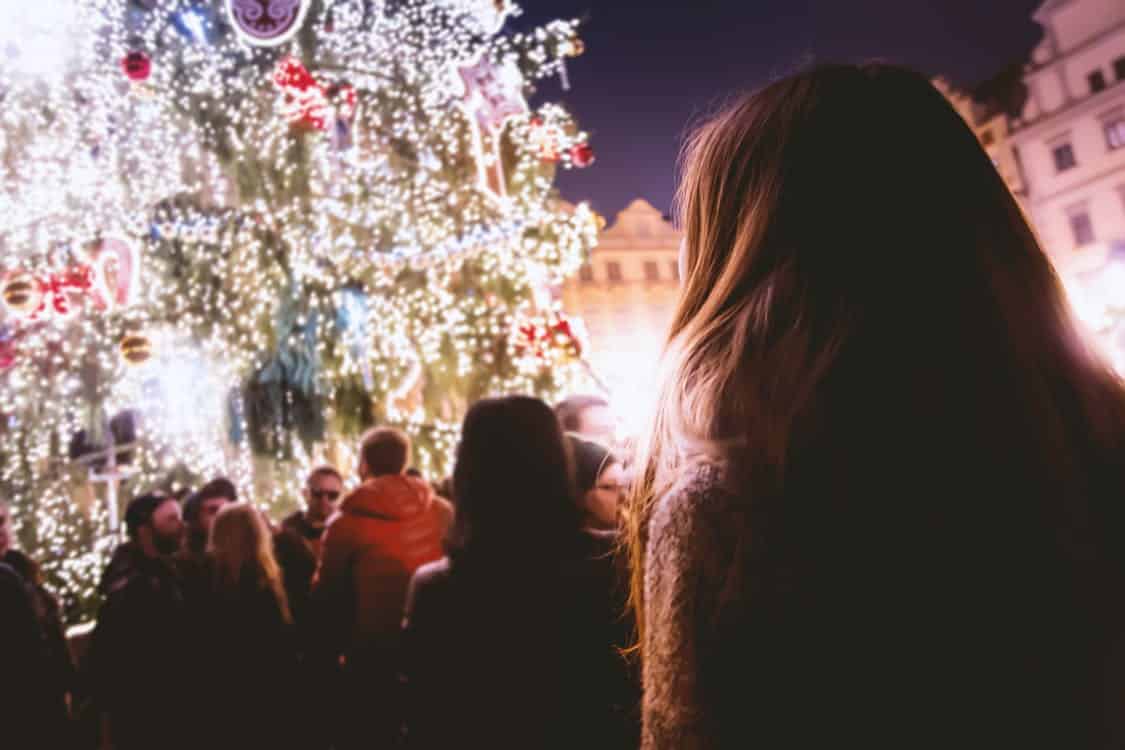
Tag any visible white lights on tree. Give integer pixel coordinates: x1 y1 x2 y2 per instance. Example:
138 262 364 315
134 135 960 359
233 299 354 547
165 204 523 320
0 0 602 624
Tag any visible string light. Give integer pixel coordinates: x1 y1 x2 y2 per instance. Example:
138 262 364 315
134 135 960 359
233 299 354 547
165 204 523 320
0 0 601 622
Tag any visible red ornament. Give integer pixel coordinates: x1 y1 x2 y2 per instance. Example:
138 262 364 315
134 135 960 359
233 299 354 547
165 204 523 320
570 143 595 168
274 57 355 134
121 51 151 82
0 335 15 371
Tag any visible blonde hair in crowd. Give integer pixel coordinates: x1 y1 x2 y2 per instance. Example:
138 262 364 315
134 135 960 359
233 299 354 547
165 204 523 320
208 503 292 624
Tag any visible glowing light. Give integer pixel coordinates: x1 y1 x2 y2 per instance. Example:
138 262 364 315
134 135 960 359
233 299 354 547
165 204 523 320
0 0 80 81
0 0 598 623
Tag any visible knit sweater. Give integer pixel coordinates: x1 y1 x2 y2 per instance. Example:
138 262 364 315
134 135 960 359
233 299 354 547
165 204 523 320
641 461 735 750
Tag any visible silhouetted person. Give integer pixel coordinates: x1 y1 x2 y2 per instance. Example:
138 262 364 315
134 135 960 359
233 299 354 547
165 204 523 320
628 63 1125 749
88 493 188 750
193 503 299 750
555 394 616 445
275 465 343 629
403 397 638 749
315 427 452 749
0 497 73 739
177 477 237 599
567 434 627 531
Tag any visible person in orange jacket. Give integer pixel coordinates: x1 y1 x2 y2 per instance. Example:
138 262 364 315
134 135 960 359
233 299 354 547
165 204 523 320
313 426 452 749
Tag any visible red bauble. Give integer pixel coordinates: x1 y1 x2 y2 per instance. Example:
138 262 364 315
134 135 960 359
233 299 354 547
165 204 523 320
121 51 151 81
570 143 595 168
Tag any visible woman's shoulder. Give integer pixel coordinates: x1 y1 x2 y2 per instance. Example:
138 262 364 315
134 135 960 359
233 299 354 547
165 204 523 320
653 461 737 534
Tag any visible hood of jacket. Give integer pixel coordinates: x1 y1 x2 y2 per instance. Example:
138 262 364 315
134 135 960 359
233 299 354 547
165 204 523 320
341 474 434 522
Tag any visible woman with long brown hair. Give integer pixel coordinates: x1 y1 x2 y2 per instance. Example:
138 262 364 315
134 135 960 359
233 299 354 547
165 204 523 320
193 503 300 749
629 63 1125 749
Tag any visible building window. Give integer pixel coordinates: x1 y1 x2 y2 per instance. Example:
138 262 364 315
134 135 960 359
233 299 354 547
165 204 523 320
1089 70 1107 93
644 261 660 282
578 264 594 283
1069 210 1095 246
669 261 680 282
1106 116 1125 151
1115 57 1125 82
606 261 623 283
979 129 995 147
1052 142 1077 172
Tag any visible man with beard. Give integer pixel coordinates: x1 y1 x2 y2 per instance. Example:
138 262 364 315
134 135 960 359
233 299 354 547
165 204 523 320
88 493 189 750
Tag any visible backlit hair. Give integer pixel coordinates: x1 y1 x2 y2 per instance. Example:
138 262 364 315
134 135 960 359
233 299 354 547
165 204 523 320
208 503 292 624
627 63 1125 652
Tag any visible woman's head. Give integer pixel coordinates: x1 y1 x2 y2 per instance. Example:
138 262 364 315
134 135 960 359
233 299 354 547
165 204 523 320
449 396 581 563
567 434 624 529
208 503 290 621
630 63 1124 641
640 62 1115 486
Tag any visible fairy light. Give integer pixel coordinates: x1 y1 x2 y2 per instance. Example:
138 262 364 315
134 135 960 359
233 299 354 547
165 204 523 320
0 0 599 622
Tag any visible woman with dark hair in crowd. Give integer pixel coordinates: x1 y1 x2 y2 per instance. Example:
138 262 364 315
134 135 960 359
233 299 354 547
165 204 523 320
402 396 638 749
194 503 299 749
567 434 627 530
628 63 1125 749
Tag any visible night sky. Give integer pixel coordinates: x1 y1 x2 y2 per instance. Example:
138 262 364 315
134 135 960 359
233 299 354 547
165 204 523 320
517 0 1045 220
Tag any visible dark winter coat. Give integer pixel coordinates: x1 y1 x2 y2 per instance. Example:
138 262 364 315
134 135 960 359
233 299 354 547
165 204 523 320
87 543 191 750
2 549 74 706
189 570 301 750
274 510 324 630
0 561 70 746
401 530 639 750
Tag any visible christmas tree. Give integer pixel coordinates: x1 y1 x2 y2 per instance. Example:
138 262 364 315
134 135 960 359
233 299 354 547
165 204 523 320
0 0 599 622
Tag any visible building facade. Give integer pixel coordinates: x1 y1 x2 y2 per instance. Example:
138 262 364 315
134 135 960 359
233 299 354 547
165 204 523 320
561 198 681 430
1009 0 1125 277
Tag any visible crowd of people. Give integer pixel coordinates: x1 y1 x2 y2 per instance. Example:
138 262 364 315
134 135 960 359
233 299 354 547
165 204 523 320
2 394 631 750
7 62 1125 749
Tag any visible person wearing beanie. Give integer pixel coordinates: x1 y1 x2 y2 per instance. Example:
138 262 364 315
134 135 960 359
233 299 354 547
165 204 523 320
87 492 192 750
566 434 627 531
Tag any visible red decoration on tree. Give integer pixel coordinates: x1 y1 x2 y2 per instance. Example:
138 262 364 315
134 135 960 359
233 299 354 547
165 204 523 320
0 334 15 372
569 142 595 168
38 266 95 318
121 51 152 82
273 57 356 135
513 312 584 362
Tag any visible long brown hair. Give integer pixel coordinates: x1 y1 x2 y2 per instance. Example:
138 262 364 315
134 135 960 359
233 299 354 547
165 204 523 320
208 503 292 624
627 63 1125 651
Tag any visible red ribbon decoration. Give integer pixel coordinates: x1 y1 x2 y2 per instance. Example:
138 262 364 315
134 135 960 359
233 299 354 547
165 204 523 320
274 57 356 132
38 265 94 318
515 314 583 361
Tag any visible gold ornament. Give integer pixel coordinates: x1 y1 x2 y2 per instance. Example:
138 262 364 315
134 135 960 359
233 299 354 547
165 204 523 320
2 273 41 315
120 333 152 366
564 37 585 57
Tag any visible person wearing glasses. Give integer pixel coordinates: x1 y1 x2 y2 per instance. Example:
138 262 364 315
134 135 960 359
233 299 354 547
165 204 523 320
275 465 344 629
567 434 627 531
